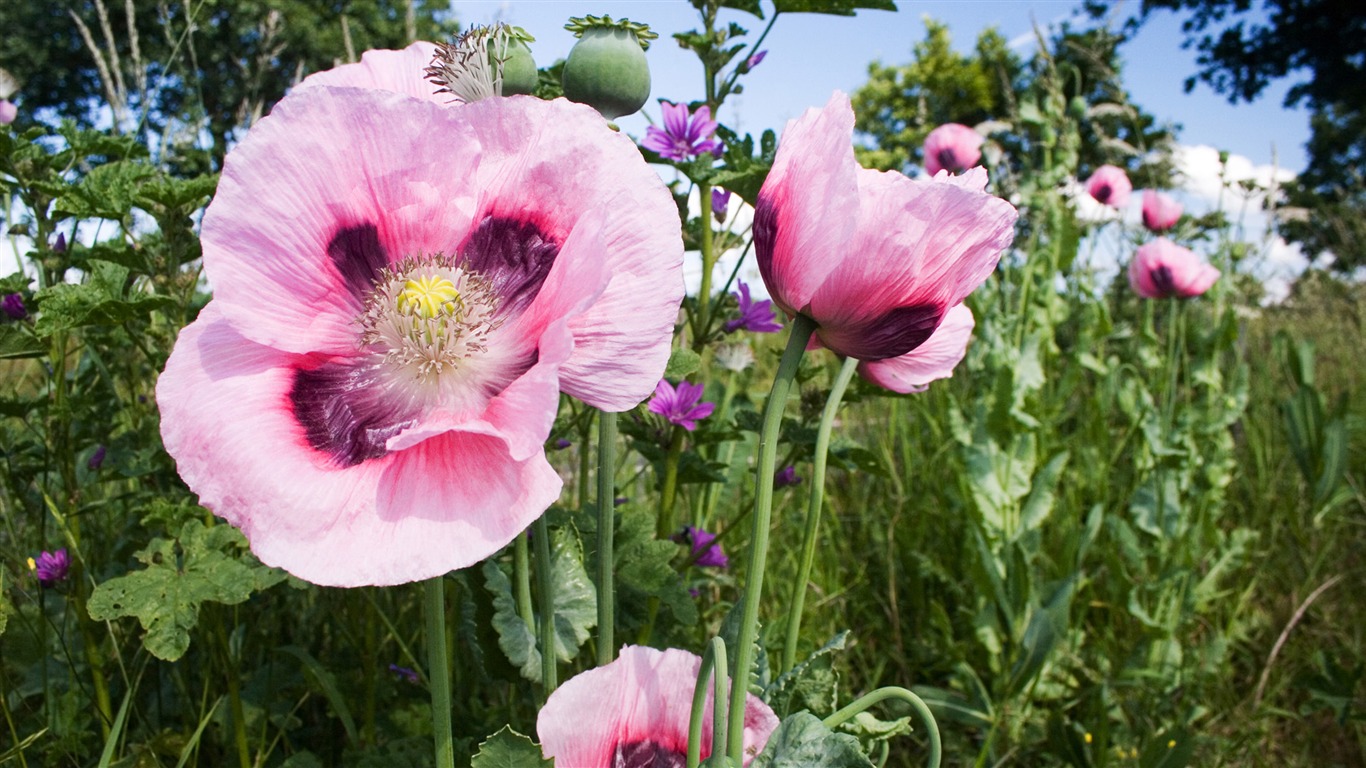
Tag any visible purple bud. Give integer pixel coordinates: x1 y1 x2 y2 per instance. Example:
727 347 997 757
774 465 802 488
553 438 572 450
746 50 767 70
32 549 70 587
1 293 25 320
711 188 732 222
388 664 419 684
54 233 67 253
88 445 106 471
613 496 628 507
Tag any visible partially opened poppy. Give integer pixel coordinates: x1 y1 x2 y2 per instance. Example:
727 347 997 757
1128 237 1219 299
858 302 975 393
922 123 984 176
1086 164 1132 209
754 92 1016 363
157 47 684 587
1141 189 1183 232
538 645 779 766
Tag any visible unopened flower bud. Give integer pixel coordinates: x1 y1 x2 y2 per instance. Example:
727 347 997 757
563 16 656 120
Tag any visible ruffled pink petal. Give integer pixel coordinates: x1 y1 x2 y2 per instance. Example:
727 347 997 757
203 85 480 355
858 303 974 393
538 645 779 767
455 96 685 410
1176 263 1221 297
755 92 861 317
296 42 443 104
806 166 1014 360
157 305 561 587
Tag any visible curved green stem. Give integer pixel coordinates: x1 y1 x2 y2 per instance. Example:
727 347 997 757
422 577 455 768
726 314 817 762
686 637 730 768
823 686 941 768
781 355 858 673
596 410 618 666
657 425 687 540
696 182 717 343
533 515 557 695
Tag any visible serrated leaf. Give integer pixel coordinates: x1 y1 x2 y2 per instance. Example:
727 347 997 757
471 726 551 768
55 160 156 221
718 0 765 17
721 600 769 696
765 631 848 717
614 508 698 627
0 324 45 359
34 260 174 336
839 711 912 743
665 347 703 379
773 0 895 15
87 520 283 660
484 558 539 681
750 712 873 768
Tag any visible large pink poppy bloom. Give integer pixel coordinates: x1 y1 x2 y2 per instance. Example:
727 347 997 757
923 123 984 176
538 645 779 766
858 302 974 393
1141 189 1183 232
754 92 1016 362
157 48 684 587
1128 238 1220 299
1085 164 1132 209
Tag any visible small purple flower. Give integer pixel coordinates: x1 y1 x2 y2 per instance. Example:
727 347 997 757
553 438 572 450
88 445 107 471
2 293 25 320
647 379 715 432
711 188 732 223
54 233 67 253
388 663 419 684
614 496 629 507
31 549 70 587
724 281 782 334
641 101 722 162
682 526 728 568
746 50 767 70
774 465 802 488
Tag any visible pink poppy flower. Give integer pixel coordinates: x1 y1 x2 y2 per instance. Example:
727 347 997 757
923 123 984 176
1128 238 1219 299
858 302 974 393
0 100 16 125
538 645 779 766
1085 164 1132 209
1142 189 1182 232
754 92 1016 363
157 48 684 587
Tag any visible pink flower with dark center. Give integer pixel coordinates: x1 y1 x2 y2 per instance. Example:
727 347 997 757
647 380 715 432
1086 165 1132 209
681 525 728 568
31 549 70 586
1142 189 1183 232
858 303 975 394
156 45 684 587
724 281 782 334
538 645 779 766
1128 238 1219 299
754 92 1016 363
642 101 722 162
923 123 984 176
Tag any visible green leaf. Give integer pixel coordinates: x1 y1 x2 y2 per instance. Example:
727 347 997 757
0 571 9 636
34 260 174 336
54 159 156 221
614 508 698 628
721 600 769 696
718 0 765 18
484 558 539 682
765 631 849 717
471 726 551 768
773 0 896 15
750 712 873 768
665 347 703 379
87 520 285 660
0 324 45 359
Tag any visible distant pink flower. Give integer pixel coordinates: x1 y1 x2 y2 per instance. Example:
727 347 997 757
1128 238 1219 299
31 549 70 587
0 100 16 125
642 101 722 162
681 525 728 568
648 380 715 432
538 645 778 766
1086 165 1132 209
1142 189 1182 232
755 92 1016 362
858 303 974 393
157 47 684 587
724 281 782 334
923 123 984 176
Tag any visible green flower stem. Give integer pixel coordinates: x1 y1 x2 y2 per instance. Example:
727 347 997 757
781 355 859 674
687 636 729 768
533 515 558 695
822 686 942 768
657 425 687 540
726 314 817 762
596 410 618 666
696 182 717 343
422 577 455 768
514 532 535 630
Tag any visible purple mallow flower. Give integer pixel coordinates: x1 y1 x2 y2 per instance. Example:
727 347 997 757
724 281 782 334
2 293 25 320
746 50 767 70
642 101 722 162
774 465 802 488
88 445 106 471
31 549 70 587
681 525 728 568
388 664 419 684
711 187 732 223
647 379 714 432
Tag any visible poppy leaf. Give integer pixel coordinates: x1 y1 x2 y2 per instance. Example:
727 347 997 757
749 712 873 768
471 726 551 768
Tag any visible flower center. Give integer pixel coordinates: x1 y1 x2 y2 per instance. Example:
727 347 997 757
358 254 502 381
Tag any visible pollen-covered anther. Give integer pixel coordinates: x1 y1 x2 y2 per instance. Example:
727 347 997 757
359 254 502 380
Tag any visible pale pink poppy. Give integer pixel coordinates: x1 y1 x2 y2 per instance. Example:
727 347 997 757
157 49 684 587
1085 165 1132 209
1141 189 1182 232
538 645 779 766
0 100 16 125
923 123 984 176
858 302 974 393
1128 238 1219 299
754 92 1016 363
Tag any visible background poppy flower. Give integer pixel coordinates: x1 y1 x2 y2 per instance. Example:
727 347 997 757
1086 164 1133 209
1129 237 1220 299
923 122 984 176
1142 189 1183 232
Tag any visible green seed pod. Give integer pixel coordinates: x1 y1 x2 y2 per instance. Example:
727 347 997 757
493 30 537 96
1068 96 1088 120
563 16 656 120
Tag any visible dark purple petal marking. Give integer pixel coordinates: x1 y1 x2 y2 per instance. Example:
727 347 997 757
327 223 389 298
753 194 778 296
461 216 560 315
291 361 417 467
840 303 943 361
1093 183 1112 204
613 741 686 768
1151 265 1176 297
937 147 960 173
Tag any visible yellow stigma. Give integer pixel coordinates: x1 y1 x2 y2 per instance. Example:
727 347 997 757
397 275 460 319
1084 733 1092 745
27 557 36 571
